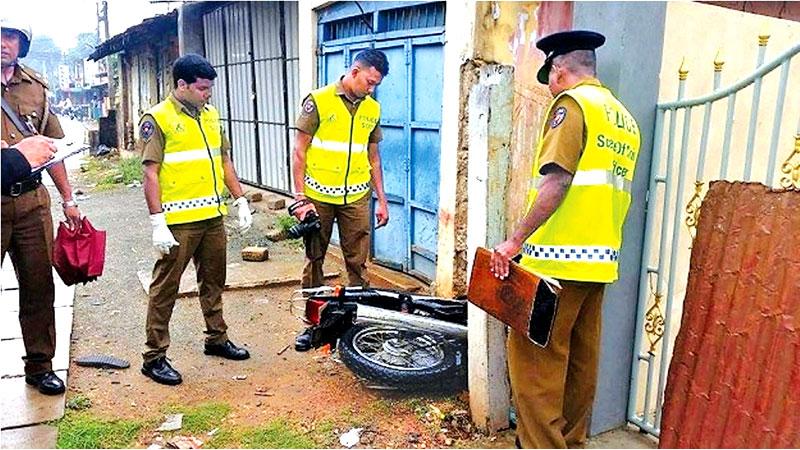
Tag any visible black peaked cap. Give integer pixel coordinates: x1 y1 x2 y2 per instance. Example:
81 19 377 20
535 30 605 84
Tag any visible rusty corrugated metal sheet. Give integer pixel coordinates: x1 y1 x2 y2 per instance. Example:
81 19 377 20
660 181 800 448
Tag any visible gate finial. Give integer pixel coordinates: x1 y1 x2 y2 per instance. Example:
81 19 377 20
758 34 770 46
678 57 689 80
713 50 724 72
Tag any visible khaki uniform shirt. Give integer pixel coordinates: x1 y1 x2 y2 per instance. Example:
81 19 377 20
537 78 602 175
1 64 64 145
139 94 231 163
295 79 383 143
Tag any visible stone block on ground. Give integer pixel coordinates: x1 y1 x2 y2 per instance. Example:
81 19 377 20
265 197 286 210
266 197 286 210
241 247 269 262
245 191 263 203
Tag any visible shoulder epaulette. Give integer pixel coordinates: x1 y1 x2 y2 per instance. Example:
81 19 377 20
18 64 49 88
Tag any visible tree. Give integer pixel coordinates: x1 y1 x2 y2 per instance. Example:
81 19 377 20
65 32 100 65
24 35 62 86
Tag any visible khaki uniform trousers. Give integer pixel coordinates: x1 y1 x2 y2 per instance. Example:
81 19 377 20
302 193 371 288
508 280 605 449
143 216 228 363
1 185 56 376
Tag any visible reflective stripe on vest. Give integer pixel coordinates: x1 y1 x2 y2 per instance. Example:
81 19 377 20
147 98 228 225
534 169 633 193
305 83 380 205
519 83 640 283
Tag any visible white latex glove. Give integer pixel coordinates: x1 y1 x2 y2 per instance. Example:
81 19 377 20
150 212 179 257
233 197 252 233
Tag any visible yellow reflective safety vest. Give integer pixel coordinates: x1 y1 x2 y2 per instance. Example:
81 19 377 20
147 97 228 225
519 83 640 283
304 83 380 205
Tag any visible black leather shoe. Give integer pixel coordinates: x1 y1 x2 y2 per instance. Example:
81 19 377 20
204 340 250 360
295 328 313 352
25 371 65 395
141 357 182 385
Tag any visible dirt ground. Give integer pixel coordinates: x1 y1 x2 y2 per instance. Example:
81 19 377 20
62 164 508 449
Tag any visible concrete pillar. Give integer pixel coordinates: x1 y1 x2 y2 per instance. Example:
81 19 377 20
435 0 476 298
297 3 320 97
571 1 668 435
465 64 515 433
178 4 206 56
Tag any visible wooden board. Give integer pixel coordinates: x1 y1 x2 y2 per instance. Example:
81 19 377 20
467 247 542 338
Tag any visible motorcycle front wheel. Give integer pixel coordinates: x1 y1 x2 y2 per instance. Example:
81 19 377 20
338 323 467 392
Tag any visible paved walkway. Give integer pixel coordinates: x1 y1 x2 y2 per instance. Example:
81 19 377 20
1 127 84 448
0 257 74 448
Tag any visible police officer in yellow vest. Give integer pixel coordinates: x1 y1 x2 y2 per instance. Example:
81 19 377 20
490 31 640 448
139 54 253 386
292 49 389 288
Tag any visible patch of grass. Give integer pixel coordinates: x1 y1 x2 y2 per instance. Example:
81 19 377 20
205 427 238 448
369 399 394 416
163 401 231 434
117 156 143 185
65 394 92 411
309 419 338 447
239 419 316 449
56 411 144 449
274 214 299 232
80 155 142 187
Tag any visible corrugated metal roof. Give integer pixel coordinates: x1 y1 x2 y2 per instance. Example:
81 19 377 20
660 181 800 448
88 10 177 61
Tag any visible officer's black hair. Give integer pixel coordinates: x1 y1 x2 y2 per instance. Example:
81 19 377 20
353 49 389 77
172 54 217 88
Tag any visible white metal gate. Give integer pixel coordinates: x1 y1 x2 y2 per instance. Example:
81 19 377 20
202 2 300 194
629 37 800 437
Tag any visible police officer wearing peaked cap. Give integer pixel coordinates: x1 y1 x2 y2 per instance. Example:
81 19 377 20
2 18 83 395
535 30 606 84
491 30 640 448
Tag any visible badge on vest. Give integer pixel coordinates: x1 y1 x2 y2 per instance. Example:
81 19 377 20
175 123 185 133
302 98 315 115
140 121 155 141
550 106 567 128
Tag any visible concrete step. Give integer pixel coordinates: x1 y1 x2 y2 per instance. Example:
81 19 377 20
326 247 428 293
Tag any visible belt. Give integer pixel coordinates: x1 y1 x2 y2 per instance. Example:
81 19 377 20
4 177 41 197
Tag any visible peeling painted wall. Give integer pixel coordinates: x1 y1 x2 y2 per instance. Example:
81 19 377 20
471 1 572 239
443 1 572 296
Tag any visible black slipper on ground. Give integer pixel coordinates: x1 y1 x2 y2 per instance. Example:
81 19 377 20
75 355 130 369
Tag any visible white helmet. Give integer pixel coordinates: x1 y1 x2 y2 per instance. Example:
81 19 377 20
1 18 32 58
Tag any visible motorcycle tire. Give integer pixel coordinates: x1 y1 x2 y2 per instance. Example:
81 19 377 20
338 323 467 392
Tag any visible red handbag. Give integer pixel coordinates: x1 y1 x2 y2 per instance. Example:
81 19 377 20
52 216 106 286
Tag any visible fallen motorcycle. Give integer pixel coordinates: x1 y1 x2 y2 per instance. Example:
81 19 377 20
292 286 468 392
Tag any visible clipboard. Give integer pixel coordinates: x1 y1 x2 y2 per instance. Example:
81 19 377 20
30 143 89 174
466 247 561 347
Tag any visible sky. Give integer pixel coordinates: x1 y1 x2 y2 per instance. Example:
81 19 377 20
3 0 178 51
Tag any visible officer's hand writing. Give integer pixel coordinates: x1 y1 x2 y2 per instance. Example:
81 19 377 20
233 196 252 233
490 239 522 280
13 136 57 167
375 200 389 229
150 212 179 257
